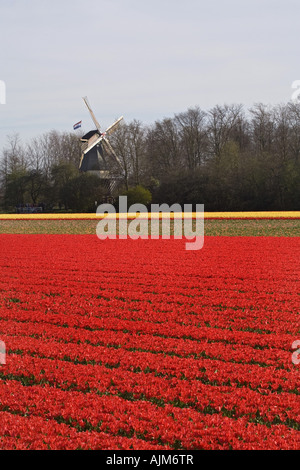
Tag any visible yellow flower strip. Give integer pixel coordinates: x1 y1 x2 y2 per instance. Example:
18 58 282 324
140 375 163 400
0 211 299 220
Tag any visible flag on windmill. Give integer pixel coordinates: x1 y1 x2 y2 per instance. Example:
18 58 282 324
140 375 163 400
73 120 82 130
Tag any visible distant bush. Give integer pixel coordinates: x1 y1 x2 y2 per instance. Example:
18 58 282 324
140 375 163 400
122 185 152 209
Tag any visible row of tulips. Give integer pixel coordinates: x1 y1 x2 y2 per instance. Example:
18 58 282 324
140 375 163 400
1 301 297 353
1 329 298 394
0 379 298 450
0 316 295 371
1 343 298 426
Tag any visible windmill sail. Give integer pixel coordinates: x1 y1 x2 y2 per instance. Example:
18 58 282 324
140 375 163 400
102 137 121 165
82 96 101 132
105 116 124 135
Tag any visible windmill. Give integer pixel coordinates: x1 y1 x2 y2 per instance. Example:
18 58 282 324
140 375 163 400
79 96 123 193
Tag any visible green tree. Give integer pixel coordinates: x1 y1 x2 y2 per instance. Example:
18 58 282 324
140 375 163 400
50 162 78 209
26 169 48 205
4 169 29 209
60 173 106 212
122 185 152 209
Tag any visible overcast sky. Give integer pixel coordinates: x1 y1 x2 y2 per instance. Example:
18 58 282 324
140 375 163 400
0 0 299 151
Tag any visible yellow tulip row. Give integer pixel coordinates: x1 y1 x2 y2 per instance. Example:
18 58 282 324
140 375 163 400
0 211 299 220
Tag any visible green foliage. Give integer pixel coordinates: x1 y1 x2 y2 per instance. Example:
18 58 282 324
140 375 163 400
60 173 106 212
50 162 78 208
122 185 152 208
4 169 28 208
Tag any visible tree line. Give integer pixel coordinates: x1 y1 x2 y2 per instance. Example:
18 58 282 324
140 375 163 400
1 101 300 212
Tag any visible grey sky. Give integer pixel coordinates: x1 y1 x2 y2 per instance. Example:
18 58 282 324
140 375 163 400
0 0 299 151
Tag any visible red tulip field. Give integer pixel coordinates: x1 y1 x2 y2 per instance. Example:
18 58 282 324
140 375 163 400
0 217 299 450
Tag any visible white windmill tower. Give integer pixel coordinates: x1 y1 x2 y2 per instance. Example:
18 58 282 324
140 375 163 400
79 96 123 192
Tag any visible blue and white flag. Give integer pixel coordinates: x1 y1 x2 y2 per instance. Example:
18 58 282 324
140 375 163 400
73 120 82 130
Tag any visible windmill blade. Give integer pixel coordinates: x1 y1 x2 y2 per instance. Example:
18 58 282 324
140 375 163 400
104 116 124 135
83 134 103 154
102 137 122 166
82 96 102 132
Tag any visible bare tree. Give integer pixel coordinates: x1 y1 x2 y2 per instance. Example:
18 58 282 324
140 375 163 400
0 133 27 174
175 106 208 169
109 122 132 190
250 103 275 154
126 120 147 186
110 120 147 187
26 130 81 178
26 135 49 175
287 102 300 163
0 134 28 205
207 104 244 161
147 117 182 178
